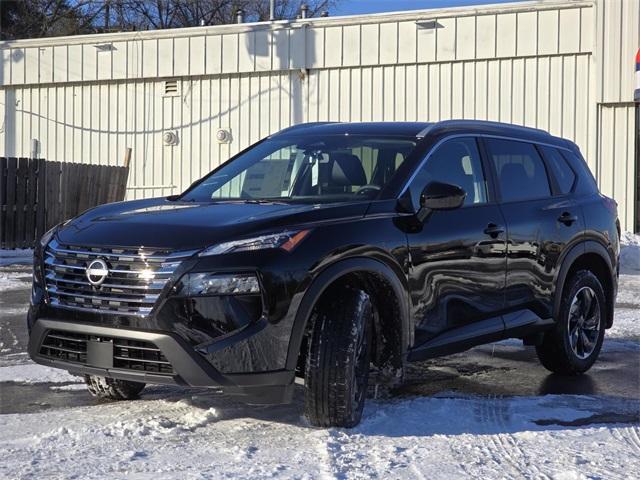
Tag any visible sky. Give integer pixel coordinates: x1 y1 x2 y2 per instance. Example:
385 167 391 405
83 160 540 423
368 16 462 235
331 0 522 16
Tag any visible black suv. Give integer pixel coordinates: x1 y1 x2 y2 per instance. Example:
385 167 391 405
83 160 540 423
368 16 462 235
28 120 619 427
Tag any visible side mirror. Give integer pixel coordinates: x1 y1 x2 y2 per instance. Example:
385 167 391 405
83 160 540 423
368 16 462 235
417 181 466 221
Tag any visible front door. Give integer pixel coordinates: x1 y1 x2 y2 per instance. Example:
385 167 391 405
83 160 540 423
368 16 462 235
403 137 507 347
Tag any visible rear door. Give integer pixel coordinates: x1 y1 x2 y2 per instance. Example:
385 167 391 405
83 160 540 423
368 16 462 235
404 137 508 347
483 138 584 324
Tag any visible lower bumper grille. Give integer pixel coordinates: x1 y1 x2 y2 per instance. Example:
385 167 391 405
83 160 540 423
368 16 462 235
39 329 174 376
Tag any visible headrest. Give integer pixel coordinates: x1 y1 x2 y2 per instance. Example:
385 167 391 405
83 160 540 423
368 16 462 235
329 153 367 186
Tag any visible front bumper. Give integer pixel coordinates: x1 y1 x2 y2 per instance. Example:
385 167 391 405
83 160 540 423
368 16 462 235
28 318 295 404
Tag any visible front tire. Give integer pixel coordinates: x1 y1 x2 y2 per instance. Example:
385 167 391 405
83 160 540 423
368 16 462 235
536 270 606 375
304 286 373 428
85 375 145 400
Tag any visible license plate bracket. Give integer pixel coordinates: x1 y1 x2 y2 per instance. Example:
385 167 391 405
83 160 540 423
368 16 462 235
86 339 113 368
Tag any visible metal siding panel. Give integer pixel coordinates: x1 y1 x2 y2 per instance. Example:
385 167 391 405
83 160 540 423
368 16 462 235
222 34 239 74
417 64 428 121
372 67 383 120
11 48 25 84
417 25 436 63
158 38 174 78
451 62 463 118
379 22 399 65
67 45 82 81
24 48 39 84
548 56 563 136
524 57 537 127
561 56 576 140
499 59 512 122
272 29 289 71
41 47 54 84
428 64 440 121
474 60 487 120
579 7 594 53
52 46 67 83
307 26 325 69
536 56 550 131
190 36 206 76
289 27 306 69
238 32 255 73
360 67 372 121
205 35 223 74
343 25 360 67
324 27 343 68
537 9 559 55
559 8 581 54
476 15 496 59
517 11 538 57
487 59 500 121
496 13 517 58
512 58 524 125
112 42 127 79
174 37 190 76
97 49 112 81
361 24 380 65
142 40 158 79
405 64 417 121
456 16 476 61
398 21 417 64
395 66 406 121
436 18 456 62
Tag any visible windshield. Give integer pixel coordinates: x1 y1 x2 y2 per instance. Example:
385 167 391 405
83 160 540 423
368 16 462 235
182 134 418 203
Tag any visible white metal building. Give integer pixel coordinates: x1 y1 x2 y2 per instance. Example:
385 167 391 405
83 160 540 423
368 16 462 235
0 0 638 230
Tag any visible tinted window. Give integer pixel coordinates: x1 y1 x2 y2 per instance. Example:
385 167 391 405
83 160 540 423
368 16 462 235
561 149 599 193
541 146 576 194
184 135 417 203
409 137 488 208
486 139 551 202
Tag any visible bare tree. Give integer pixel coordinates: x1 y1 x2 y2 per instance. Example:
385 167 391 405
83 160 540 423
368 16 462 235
0 0 339 39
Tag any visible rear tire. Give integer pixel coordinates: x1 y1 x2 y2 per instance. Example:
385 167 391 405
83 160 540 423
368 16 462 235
304 286 373 428
536 270 606 375
85 375 145 400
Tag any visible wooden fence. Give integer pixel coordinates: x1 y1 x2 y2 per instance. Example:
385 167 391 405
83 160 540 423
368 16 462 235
0 158 129 249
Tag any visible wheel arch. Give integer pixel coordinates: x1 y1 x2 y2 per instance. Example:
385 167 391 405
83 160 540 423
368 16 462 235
554 241 616 328
285 257 410 375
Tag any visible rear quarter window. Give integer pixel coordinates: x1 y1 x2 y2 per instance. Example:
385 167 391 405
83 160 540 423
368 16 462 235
560 149 599 194
540 146 576 194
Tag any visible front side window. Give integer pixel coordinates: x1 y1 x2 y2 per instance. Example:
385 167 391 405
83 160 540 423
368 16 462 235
486 139 551 202
408 137 488 208
183 135 417 203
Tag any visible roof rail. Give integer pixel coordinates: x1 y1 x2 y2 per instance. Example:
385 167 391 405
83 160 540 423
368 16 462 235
429 119 551 136
273 122 337 136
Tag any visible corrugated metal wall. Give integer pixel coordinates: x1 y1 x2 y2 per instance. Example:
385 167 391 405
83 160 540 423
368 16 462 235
0 0 638 230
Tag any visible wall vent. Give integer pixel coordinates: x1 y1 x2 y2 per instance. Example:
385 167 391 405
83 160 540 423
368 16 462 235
163 80 180 97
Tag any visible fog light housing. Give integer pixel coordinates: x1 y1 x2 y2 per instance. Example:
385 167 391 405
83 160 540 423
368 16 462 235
183 273 260 296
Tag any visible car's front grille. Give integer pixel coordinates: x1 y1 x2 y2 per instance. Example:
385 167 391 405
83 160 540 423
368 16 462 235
43 239 196 316
39 330 174 376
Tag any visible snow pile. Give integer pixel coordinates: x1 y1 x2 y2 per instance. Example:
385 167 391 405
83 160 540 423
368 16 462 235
620 231 640 273
0 270 31 291
0 363 81 384
0 249 32 266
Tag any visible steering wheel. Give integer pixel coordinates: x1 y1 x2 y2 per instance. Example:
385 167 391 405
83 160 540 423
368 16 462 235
355 185 381 196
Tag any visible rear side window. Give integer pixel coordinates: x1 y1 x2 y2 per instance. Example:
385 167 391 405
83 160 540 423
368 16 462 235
560 149 599 193
541 146 576 194
486 139 551 202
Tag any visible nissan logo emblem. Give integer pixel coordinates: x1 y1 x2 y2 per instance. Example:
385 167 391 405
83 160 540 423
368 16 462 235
86 259 109 286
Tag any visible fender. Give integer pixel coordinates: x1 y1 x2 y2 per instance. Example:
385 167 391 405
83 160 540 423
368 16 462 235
284 257 410 371
553 240 615 325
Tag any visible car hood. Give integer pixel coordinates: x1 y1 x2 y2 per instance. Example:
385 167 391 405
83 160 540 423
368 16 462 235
55 197 371 250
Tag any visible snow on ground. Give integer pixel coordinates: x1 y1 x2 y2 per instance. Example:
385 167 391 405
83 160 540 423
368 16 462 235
0 248 32 266
0 363 80 384
0 237 638 479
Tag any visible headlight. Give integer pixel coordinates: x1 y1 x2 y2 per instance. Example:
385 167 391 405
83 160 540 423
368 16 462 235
199 230 310 257
39 224 59 248
182 273 260 296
